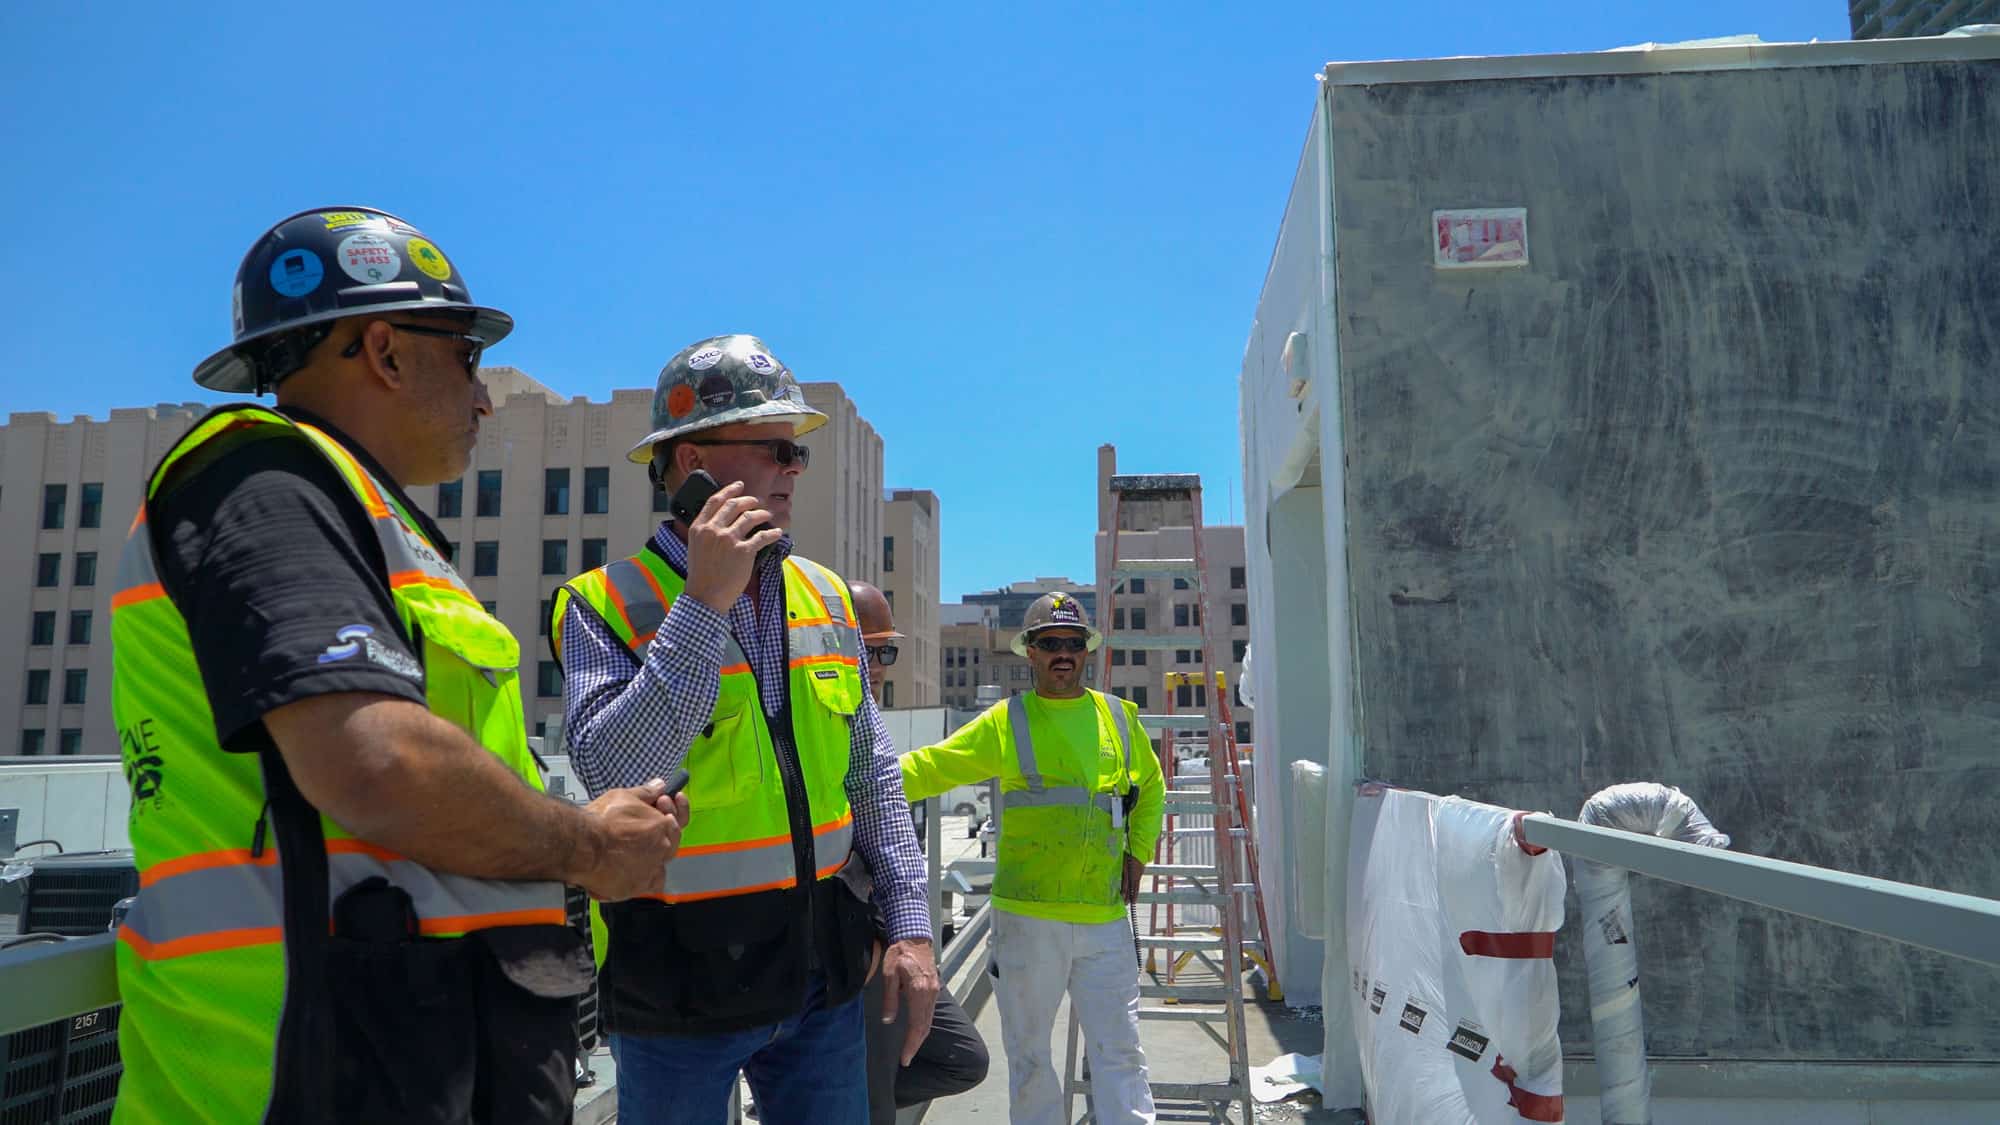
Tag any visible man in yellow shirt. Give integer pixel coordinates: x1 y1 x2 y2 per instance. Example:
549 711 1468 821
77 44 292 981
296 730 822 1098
900 593 1164 1124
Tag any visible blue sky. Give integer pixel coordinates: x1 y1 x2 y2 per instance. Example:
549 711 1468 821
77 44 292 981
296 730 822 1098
0 1 1846 600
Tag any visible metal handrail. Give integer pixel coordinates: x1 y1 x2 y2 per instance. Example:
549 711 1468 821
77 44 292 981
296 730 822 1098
1517 814 2000 967
0 932 117 1036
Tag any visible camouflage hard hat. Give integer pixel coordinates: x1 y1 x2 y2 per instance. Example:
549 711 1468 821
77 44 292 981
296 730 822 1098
1012 592 1101 657
627 334 827 464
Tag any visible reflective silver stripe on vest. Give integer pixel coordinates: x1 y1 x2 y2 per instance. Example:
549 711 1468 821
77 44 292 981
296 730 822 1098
374 508 473 598
788 558 862 665
120 851 565 954
793 559 853 626
662 817 856 900
603 559 666 642
1000 691 1134 814
116 526 159 592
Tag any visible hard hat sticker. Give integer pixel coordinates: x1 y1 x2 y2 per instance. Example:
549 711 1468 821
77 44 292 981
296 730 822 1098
698 374 736 407
336 233 401 284
231 283 245 336
687 347 725 371
745 352 777 375
319 211 376 231
666 383 697 419
406 237 452 280
269 249 324 297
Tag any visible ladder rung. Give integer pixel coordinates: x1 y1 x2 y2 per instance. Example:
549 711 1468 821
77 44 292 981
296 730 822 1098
1111 559 1199 580
1134 889 1229 906
1138 713 1209 731
1161 826 1248 837
1137 1005 1226 1023
1138 983 1233 1001
1147 863 1219 877
1070 1079 1246 1102
1135 934 1263 951
1106 633 1200 650
1161 799 1218 815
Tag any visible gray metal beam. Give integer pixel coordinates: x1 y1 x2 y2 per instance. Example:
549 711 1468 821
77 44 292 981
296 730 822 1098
1518 814 2000 968
0 933 118 1036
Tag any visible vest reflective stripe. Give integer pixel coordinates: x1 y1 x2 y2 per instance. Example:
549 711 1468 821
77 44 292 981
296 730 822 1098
1000 692 1134 813
308 428 481 608
603 559 669 646
647 811 856 904
120 843 570 960
111 510 167 610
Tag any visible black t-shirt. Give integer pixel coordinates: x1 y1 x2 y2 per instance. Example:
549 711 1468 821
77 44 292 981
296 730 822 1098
149 406 435 753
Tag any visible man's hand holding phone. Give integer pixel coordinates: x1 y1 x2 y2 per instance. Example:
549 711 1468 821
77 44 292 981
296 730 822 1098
676 473 785 612
573 768 693 903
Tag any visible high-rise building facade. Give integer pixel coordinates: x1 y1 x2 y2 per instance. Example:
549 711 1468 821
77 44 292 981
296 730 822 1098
1 368 931 755
1850 0 1996 37
1093 444 1255 749
879 489 941 709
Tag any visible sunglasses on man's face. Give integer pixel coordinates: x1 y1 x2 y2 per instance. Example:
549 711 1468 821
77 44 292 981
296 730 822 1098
867 643 900 667
684 438 811 468
341 321 486 379
1030 636 1089 655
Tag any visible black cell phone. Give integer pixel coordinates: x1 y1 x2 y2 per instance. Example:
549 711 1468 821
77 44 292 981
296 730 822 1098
669 469 721 526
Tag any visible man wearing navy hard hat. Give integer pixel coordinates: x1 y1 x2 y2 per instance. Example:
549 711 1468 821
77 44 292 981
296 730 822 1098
108 208 691 1125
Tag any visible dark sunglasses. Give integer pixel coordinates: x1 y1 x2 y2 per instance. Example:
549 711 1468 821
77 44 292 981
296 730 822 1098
1030 636 1089 654
341 322 486 378
867 643 900 667
684 438 811 468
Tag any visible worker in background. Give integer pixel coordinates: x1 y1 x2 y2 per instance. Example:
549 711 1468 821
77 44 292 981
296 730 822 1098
900 593 1165 1125
846 580 992 1123
551 335 938 1124
109 207 690 1125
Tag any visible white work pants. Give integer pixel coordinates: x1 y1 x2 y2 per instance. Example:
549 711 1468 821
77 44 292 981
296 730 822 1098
992 909 1155 1125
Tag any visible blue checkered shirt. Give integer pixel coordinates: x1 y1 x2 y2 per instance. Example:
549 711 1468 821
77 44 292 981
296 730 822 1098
559 522 930 944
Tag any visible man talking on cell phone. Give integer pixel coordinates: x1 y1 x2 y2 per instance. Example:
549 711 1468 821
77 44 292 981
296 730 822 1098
548 335 937 1125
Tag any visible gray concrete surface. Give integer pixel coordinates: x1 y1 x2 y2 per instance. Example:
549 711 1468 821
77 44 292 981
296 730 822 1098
1320 55 2000 1060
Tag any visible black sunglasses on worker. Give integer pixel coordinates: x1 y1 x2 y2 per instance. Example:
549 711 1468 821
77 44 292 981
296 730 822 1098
340 322 486 378
684 438 811 468
867 643 900 667
1031 636 1089 654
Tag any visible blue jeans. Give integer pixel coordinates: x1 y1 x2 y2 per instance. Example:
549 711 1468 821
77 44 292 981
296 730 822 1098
610 975 868 1125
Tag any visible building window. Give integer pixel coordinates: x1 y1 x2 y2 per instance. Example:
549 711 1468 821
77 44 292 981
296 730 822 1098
30 611 55 645
42 484 66 530
882 681 895 709
1131 607 1146 631
79 483 103 529
20 730 45 756
885 590 894 609
447 541 460 563
544 468 570 515
1130 685 1148 709
1175 683 1207 708
24 669 49 706
476 470 503 517
537 661 564 698
1235 720 1253 745
1173 604 1201 628
58 729 83 756
1131 650 1147 667
36 553 60 587
582 538 608 571
542 539 569 576
1173 578 1190 591
1231 602 1248 627
883 536 895 573
1232 639 1248 662
539 598 552 637
1113 608 1126 630
1111 650 1126 666
74 552 97 587
1230 566 1246 590
480 600 498 614
583 467 611 514
1176 649 1192 665
1112 686 1127 700
63 669 87 705
1130 577 1146 594
653 486 673 514
436 479 464 519
473 541 499 577
68 611 91 646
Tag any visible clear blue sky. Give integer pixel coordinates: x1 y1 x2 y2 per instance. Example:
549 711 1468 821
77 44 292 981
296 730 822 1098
0 1 1845 601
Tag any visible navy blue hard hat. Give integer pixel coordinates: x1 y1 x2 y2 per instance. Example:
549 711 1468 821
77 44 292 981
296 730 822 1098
193 207 514 394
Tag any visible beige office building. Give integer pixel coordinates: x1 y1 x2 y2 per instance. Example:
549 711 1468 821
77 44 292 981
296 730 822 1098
1 369 929 756
879 489 941 710
1093 444 1254 749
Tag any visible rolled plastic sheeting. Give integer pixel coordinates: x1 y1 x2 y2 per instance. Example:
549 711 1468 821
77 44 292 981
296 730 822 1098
1573 784 1731 1125
1289 761 1329 939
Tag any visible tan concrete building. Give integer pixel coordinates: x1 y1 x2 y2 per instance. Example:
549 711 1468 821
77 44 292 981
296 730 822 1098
879 489 941 710
1092 444 1254 749
1 368 929 756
